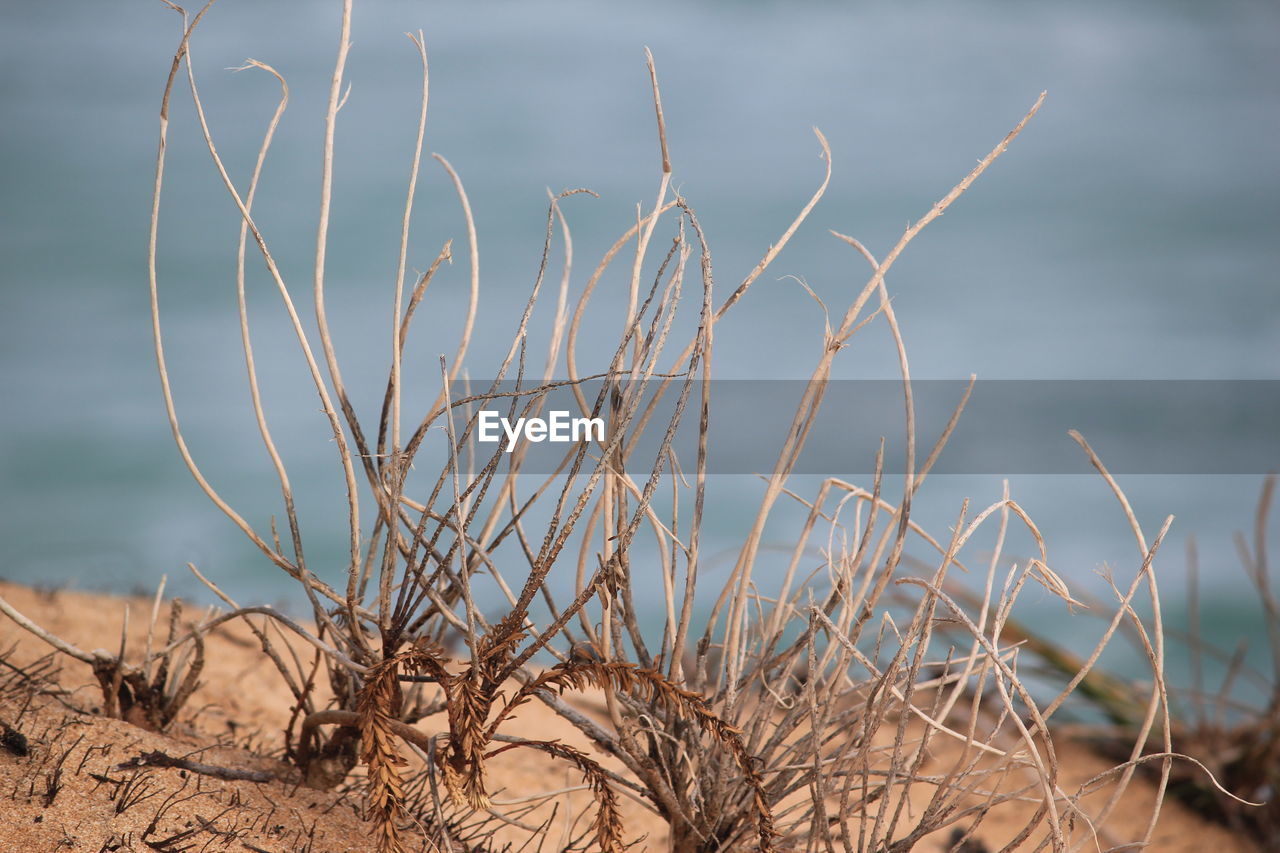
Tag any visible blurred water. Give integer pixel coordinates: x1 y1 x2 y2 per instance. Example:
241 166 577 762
1 1 1278 686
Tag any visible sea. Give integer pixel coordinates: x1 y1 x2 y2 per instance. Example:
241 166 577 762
2 0 1278 711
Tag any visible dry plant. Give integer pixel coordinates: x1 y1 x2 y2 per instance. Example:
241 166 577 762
999 475 1279 848
0 579 203 733
1169 475 1280 846
0 1 1252 851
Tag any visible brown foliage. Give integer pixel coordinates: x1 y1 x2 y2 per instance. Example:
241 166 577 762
1 3 1259 851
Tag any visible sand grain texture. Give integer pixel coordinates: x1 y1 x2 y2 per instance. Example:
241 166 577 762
0 581 1259 852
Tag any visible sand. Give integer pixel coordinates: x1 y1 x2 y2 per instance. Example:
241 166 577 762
0 580 1259 851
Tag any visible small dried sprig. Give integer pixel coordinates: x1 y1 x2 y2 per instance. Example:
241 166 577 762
358 655 412 853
